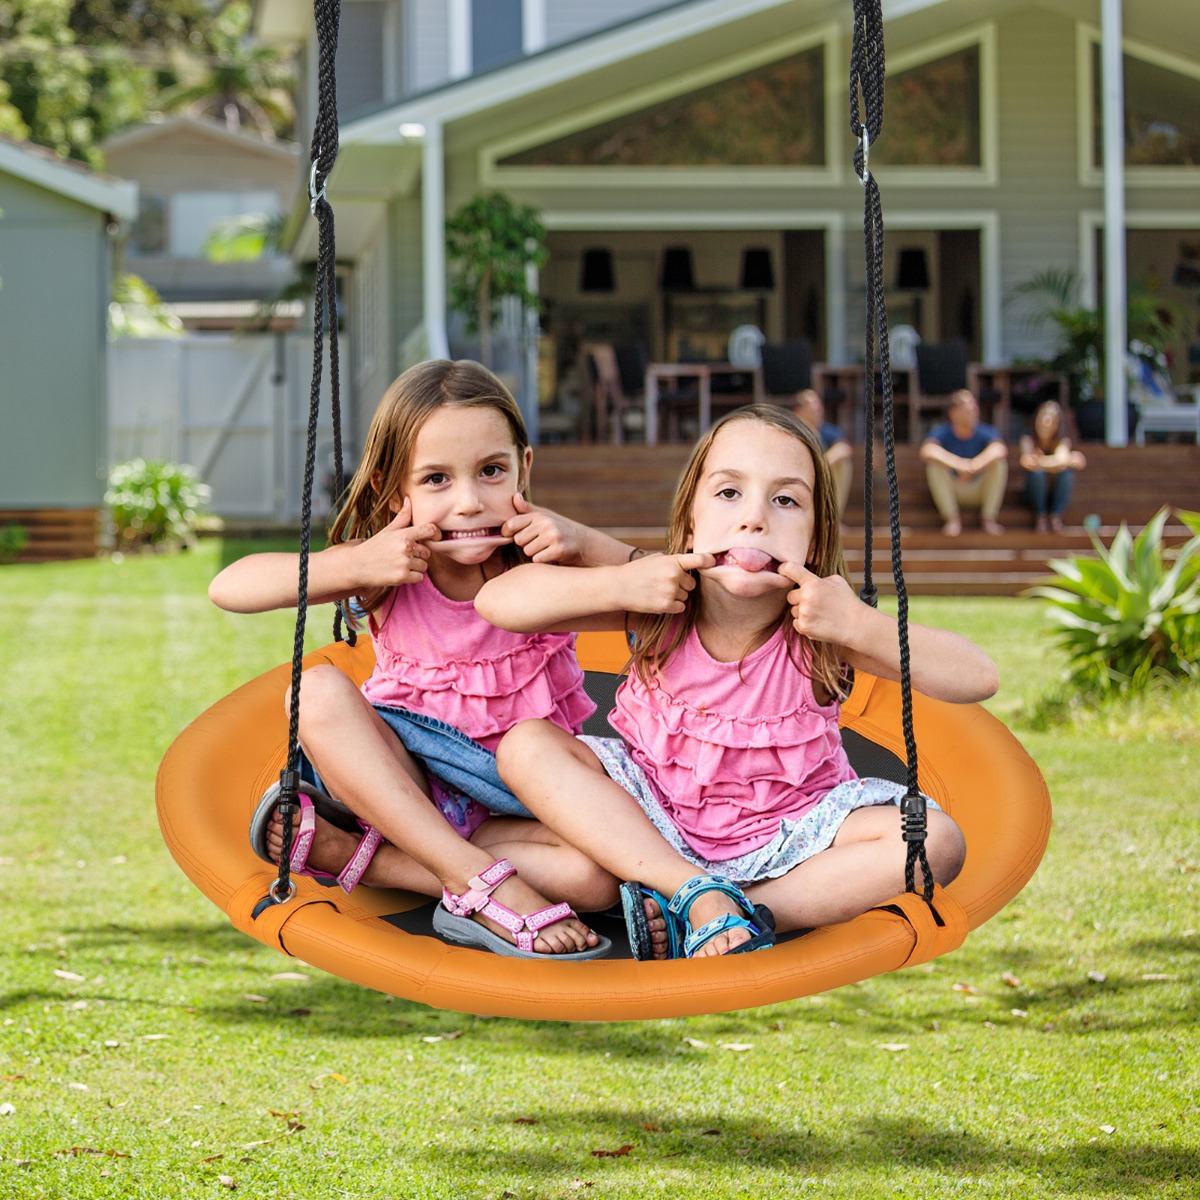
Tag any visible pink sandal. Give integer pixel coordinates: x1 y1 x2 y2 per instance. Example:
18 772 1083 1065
431 858 610 960
249 785 383 894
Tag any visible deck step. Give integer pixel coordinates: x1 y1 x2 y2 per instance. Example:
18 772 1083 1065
530 442 1198 596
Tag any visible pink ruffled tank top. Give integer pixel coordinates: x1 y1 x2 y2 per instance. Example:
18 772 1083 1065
361 573 595 751
610 624 855 860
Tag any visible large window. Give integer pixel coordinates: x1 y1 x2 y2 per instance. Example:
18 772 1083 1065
129 195 167 256
498 46 826 167
872 45 981 167
1091 44 1200 168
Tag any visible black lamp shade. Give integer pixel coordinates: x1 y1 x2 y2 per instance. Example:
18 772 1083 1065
740 247 775 290
579 247 615 292
896 247 930 291
659 246 695 291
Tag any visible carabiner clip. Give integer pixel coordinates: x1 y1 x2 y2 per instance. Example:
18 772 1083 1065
308 158 326 215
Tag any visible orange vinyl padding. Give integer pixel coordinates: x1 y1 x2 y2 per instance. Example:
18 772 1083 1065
156 631 1050 1020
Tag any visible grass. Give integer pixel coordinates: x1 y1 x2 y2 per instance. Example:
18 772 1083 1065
0 542 1197 1198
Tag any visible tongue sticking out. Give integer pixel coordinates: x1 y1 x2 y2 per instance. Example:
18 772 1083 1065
717 547 777 573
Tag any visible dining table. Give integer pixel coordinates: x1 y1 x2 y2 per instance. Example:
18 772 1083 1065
643 361 764 445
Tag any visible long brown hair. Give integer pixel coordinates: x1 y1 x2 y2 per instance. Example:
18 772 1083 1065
329 359 531 617
631 405 849 697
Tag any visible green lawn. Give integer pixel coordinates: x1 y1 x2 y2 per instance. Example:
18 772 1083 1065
0 543 1196 1199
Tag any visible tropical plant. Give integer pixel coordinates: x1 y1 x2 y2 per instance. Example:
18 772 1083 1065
108 273 184 338
105 458 212 551
157 0 294 140
1027 507 1200 695
445 191 547 367
1011 267 1191 405
201 210 286 263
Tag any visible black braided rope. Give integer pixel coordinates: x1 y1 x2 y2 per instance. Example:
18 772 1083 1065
850 0 932 902
272 0 343 904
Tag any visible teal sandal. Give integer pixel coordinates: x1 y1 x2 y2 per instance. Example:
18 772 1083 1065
621 876 775 960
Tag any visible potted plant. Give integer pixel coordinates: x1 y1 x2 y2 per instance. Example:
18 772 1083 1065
445 191 547 368
1012 267 1191 440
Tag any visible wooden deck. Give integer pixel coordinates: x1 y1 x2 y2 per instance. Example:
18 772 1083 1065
1 508 99 563
530 443 1200 596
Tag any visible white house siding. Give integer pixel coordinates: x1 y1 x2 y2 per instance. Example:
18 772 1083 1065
993 9 1091 363
0 177 109 509
409 0 451 93
544 0 672 48
347 216 396 448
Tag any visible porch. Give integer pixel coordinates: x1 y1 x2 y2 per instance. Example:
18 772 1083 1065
529 442 1200 596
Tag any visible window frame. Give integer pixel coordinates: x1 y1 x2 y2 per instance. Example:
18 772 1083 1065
1076 23 1200 188
481 25 841 190
869 22 997 187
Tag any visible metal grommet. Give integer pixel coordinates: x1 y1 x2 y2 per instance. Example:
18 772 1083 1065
269 878 298 905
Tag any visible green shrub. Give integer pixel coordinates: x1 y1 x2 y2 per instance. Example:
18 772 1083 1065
1028 507 1200 695
105 458 212 552
0 521 28 564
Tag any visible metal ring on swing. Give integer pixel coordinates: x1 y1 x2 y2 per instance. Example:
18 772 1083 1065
858 126 870 186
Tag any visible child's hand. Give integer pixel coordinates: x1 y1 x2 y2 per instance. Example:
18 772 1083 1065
779 563 859 644
623 551 715 614
355 499 439 586
502 494 587 563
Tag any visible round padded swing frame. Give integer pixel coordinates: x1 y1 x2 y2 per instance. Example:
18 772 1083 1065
156 631 1049 1021
156 0 1050 1021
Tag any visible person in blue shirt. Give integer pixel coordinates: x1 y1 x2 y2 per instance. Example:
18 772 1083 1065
918 389 1008 536
793 389 853 521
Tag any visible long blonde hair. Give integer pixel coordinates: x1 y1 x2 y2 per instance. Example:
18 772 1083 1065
631 405 849 697
330 359 531 617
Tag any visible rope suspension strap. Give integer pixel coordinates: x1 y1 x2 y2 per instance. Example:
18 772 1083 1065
270 0 345 907
849 0 932 902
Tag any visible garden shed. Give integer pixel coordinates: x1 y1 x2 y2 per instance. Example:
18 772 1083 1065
0 137 137 561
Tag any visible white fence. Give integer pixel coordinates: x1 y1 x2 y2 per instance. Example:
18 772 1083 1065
108 333 347 523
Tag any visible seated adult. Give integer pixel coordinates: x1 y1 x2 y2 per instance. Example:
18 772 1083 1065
793 389 853 519
1019 400 1087 533
919 389 1008 536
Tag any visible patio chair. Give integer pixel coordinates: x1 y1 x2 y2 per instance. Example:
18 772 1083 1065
581 342 644 443
908 338 970 444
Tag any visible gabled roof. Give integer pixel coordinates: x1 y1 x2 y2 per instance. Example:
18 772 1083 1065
0 136 137 220
319 0 1198 145
102 115 299 162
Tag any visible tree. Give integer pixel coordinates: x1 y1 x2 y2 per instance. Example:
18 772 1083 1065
0 0 292 164
445 192 547 368
157 1 293 140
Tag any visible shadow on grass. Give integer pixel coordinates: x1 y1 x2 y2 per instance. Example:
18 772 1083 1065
32 920 1200 1040
430 1110 1197 1193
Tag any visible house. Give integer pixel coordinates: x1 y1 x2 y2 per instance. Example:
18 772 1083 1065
255 0 1200 449
0 137 137 560
102 116 301 329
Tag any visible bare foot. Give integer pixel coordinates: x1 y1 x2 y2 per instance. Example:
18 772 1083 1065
981 517 1004 535
665 890 752 958
266 805 376 881
268 809 598 955
942 517 962 537
451 869 603 956
637 894 674 960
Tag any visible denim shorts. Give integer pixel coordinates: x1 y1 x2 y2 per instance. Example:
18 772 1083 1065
299 703 534 837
